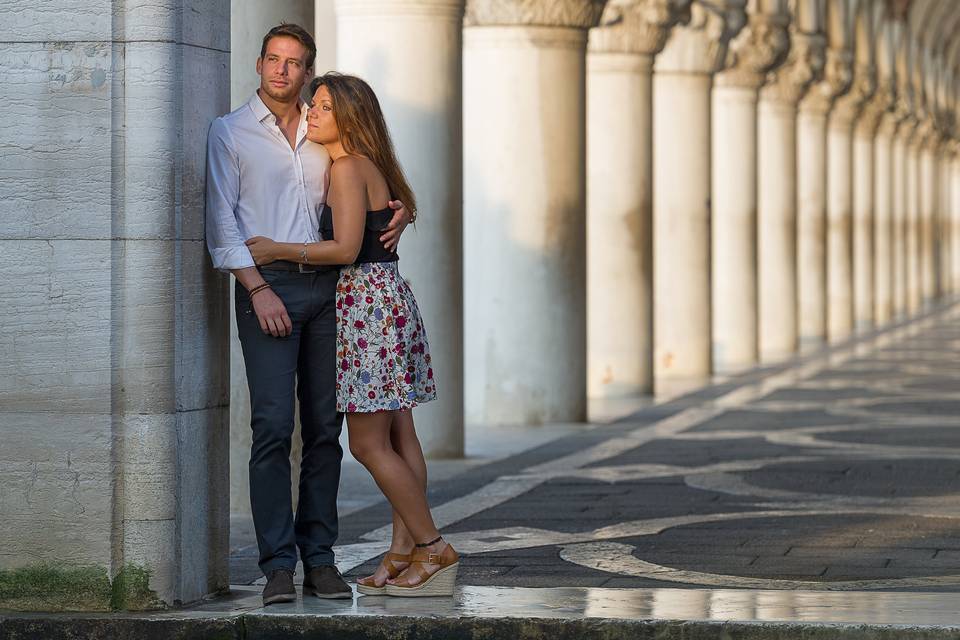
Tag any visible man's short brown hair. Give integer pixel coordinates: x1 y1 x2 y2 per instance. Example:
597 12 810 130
260 23 316 69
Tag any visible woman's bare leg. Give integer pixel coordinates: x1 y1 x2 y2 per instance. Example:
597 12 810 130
388 410 427 549
362 411 427 585
347 410 441 547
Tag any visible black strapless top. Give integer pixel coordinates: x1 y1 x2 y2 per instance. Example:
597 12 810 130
320 203 399 264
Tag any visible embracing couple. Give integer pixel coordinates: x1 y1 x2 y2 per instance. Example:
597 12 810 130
205 23 457 604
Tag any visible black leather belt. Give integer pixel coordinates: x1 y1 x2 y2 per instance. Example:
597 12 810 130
259 260 331 273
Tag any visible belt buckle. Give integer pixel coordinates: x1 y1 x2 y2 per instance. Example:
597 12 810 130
298 262 316 273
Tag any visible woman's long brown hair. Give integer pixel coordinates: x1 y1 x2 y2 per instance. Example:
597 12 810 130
310 72 417 218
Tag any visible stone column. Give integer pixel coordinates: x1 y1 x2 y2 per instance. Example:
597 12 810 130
852 97 883 331
652 0 745 393
918 125 938 305
873 109 896 325
229 0 315 516
797 50 850 350
712 4 788 372
463 0 605 425
586 1 680 399
906 127 922 314
0 0 230 610
891 117 914 318
939 141 952 295
825 64 867 343
757 23 824 362
315 0 337 72
953 146 960 293
338 0 465 455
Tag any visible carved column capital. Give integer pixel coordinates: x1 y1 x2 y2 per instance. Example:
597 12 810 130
860 84 896 137
760 30 826 106
588 0 685 57
834 63 877 124
654 0 747 75
800 47 853 116
465 0 608 28
715 9 789 89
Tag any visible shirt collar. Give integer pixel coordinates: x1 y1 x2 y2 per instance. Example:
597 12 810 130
247 90 308 125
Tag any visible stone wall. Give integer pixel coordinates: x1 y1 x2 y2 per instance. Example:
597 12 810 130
0 0 231 610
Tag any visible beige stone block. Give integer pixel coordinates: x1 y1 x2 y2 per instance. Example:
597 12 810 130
0 413 113 569
0 240 111 412
177 407 230 599
177 241 230 412
0 1 112 41
0 42 112 240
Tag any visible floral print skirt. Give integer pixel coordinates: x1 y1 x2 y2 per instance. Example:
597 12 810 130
336 261 437 413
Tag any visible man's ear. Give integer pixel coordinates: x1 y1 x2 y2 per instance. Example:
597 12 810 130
255 57 263 76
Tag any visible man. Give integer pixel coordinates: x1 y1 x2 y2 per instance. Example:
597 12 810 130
205 23 410 605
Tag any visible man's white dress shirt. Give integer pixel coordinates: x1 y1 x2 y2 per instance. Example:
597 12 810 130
205 91 330 271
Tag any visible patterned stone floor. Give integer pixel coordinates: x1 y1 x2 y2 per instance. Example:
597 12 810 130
232 299 960 593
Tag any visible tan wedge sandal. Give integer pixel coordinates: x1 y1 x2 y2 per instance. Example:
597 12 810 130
356 552 412 595
384 542 459 597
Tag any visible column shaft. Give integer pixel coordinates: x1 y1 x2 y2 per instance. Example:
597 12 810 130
338 0 464 455
919 142 936 303
653 72 712 390
711 84 758 371
892 129 909 316
587 53 653 397
907 138 922 313
464 25 589 424
852 120 875 330
873 119 895 324
826 111 854 342
797 104 829 348
757 98 798 360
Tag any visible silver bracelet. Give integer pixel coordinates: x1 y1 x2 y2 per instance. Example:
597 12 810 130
299 242 308 264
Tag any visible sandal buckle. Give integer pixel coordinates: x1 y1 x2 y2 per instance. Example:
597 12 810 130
426 553 441 564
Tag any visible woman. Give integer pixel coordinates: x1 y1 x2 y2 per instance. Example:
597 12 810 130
245 72 458 597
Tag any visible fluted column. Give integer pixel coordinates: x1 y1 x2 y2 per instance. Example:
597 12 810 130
337 0 464 454
464 0 605 424
797 50 850 350
825 62 868 343
712 4 788 371
587 1 680 398
757 24 824 362
652 0 745 393
873 109 896 324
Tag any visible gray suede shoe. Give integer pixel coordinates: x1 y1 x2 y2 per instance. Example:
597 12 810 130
303 565 353 599
262 568 296 605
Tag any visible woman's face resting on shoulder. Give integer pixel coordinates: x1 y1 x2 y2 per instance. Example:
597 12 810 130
306 85 339 146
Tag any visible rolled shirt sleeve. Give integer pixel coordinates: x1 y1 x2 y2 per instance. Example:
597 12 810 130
205 118 255 271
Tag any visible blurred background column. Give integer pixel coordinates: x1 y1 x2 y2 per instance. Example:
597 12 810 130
848 5 879 333
756 1 823 363
870 17 899 327
711 0 789 372
652 0 745 394
797 7 852 351
336 0 465 456
463 0 605 424
586 0 683 400
823 2 863 345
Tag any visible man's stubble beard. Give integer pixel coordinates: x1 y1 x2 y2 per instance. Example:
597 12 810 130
260 81 302 104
